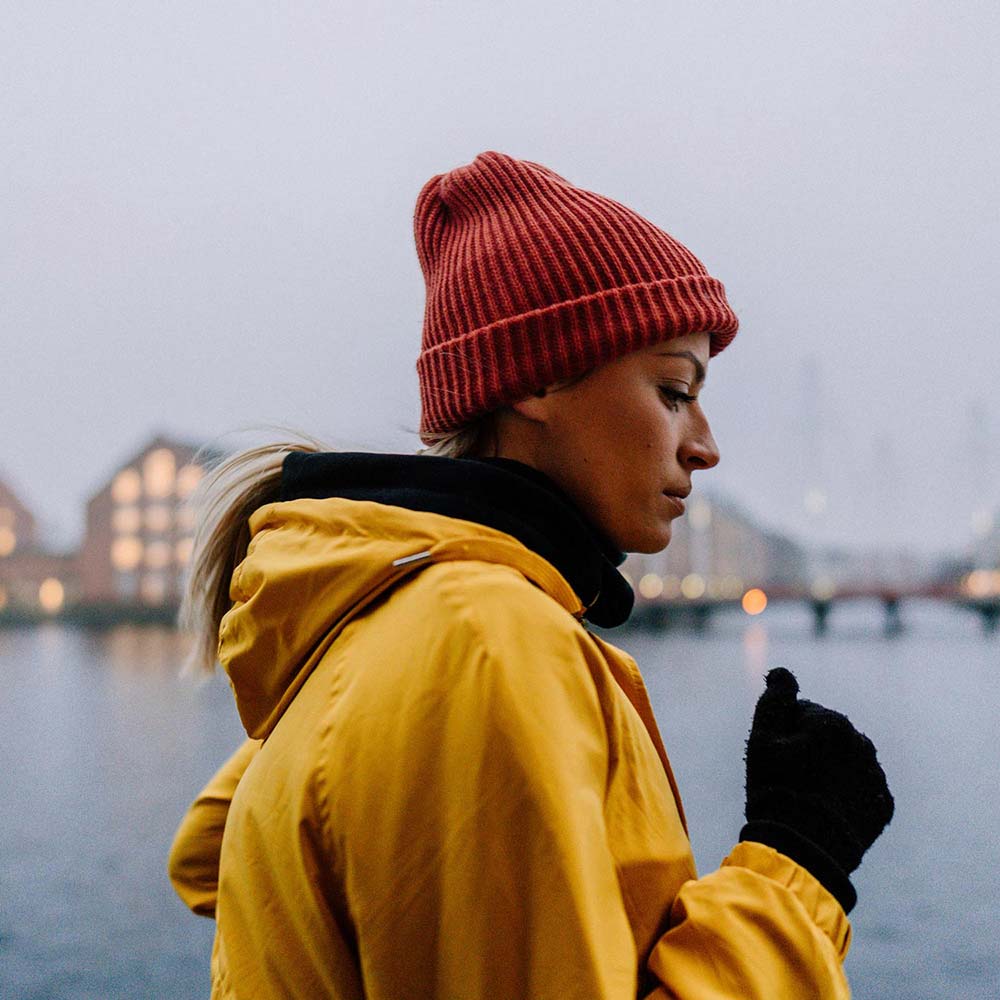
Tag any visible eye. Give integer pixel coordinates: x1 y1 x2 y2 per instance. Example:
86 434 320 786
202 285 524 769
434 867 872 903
659 385 697 413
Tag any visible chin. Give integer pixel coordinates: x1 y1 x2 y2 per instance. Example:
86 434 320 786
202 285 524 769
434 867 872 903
618 520 673 555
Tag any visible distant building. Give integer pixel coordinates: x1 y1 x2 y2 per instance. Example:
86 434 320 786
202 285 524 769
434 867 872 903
0 550 78 614
808 545 937 592
77 435 206 606
762 529 809 589
0 476 77 613
623 492 806 603
0 476 37 559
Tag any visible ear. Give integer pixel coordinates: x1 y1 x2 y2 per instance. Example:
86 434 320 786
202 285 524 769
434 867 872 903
508 388 553 424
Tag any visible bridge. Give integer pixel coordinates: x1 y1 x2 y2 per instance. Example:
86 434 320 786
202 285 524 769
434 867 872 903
629 580 1000 636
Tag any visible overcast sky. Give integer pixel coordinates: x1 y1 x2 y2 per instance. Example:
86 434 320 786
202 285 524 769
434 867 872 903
3 1 998 556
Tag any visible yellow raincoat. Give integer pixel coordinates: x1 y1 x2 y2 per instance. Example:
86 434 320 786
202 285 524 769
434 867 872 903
170 497 852 998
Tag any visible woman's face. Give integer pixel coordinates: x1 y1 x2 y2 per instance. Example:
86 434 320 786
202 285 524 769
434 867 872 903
498 331 720 553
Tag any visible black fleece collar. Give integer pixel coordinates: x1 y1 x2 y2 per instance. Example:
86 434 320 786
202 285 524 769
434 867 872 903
280 452 635 628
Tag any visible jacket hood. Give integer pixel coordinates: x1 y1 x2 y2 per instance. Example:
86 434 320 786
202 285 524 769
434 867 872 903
219 452 635 740
219 498 588 740
279 452 633 625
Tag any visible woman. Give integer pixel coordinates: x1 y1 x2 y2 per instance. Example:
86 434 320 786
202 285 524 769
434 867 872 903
169 151 893 998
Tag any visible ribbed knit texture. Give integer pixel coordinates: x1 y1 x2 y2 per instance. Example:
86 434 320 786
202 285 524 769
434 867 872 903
414 151 739 439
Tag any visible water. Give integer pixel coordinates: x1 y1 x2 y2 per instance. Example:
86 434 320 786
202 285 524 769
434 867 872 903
0 627 237 1000
1 603 997 999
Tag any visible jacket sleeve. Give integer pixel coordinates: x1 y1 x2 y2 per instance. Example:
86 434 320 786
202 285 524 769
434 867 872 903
167 737 260 916
643 841 851 999
333 580 851 1000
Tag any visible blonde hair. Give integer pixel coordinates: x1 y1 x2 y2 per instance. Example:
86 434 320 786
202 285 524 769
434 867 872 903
418 411 498 459
180 433 327 674
180 418 494 673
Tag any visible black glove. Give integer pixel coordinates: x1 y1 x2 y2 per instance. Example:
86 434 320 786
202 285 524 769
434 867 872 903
741 667 894 913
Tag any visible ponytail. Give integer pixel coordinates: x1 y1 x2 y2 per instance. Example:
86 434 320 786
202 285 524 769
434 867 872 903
180 415 495 674
179 434 328 674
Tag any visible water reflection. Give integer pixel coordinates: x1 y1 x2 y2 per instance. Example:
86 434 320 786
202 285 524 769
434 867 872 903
95 624 194 675
741 620 769 680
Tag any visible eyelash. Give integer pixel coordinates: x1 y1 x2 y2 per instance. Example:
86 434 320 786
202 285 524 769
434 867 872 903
659 386 698 412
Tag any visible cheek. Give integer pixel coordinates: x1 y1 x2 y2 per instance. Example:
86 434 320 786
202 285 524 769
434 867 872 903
621 402 678 465
604 394 666 441
555 390 674 496
597 417 675 518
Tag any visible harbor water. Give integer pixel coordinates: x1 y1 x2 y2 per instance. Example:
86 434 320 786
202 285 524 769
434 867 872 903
1 601 997 999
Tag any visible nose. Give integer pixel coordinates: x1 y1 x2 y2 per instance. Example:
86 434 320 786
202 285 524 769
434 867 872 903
679 408 720 471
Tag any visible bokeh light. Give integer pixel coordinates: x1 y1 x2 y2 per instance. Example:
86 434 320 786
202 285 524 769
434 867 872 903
143 449 176 499
111 536 143 572
111 468 141 503
38 578 65 613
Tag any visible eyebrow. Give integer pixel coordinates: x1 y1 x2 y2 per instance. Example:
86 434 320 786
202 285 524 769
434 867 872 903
656 350 706 386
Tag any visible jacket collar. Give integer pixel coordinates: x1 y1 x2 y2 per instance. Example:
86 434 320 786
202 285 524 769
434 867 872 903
280 452 635 628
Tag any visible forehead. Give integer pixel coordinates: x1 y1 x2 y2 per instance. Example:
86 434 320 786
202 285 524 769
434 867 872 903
653 330 711 359
635 332 710 378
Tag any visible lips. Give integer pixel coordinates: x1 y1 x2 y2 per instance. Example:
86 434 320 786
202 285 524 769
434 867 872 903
662 493 686 516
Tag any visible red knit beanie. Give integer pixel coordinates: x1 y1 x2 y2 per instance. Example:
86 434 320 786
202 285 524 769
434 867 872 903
414 151 738 440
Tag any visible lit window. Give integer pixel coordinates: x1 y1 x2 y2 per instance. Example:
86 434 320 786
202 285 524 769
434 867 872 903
638 573 664 600
145 505 172 533
177 505 197 531
0 527 15 557
112 468 142 503
112 507 142 534
175 537 194 565
177 464 203 499
39 578 65 614
111 536 143 571
964 570 996 598
0 506 13 528
144 449 176 499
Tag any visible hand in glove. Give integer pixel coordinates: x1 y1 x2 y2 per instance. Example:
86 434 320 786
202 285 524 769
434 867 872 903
741 667 894 913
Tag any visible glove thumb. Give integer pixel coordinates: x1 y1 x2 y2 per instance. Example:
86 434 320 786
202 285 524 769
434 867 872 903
751 667 801 735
